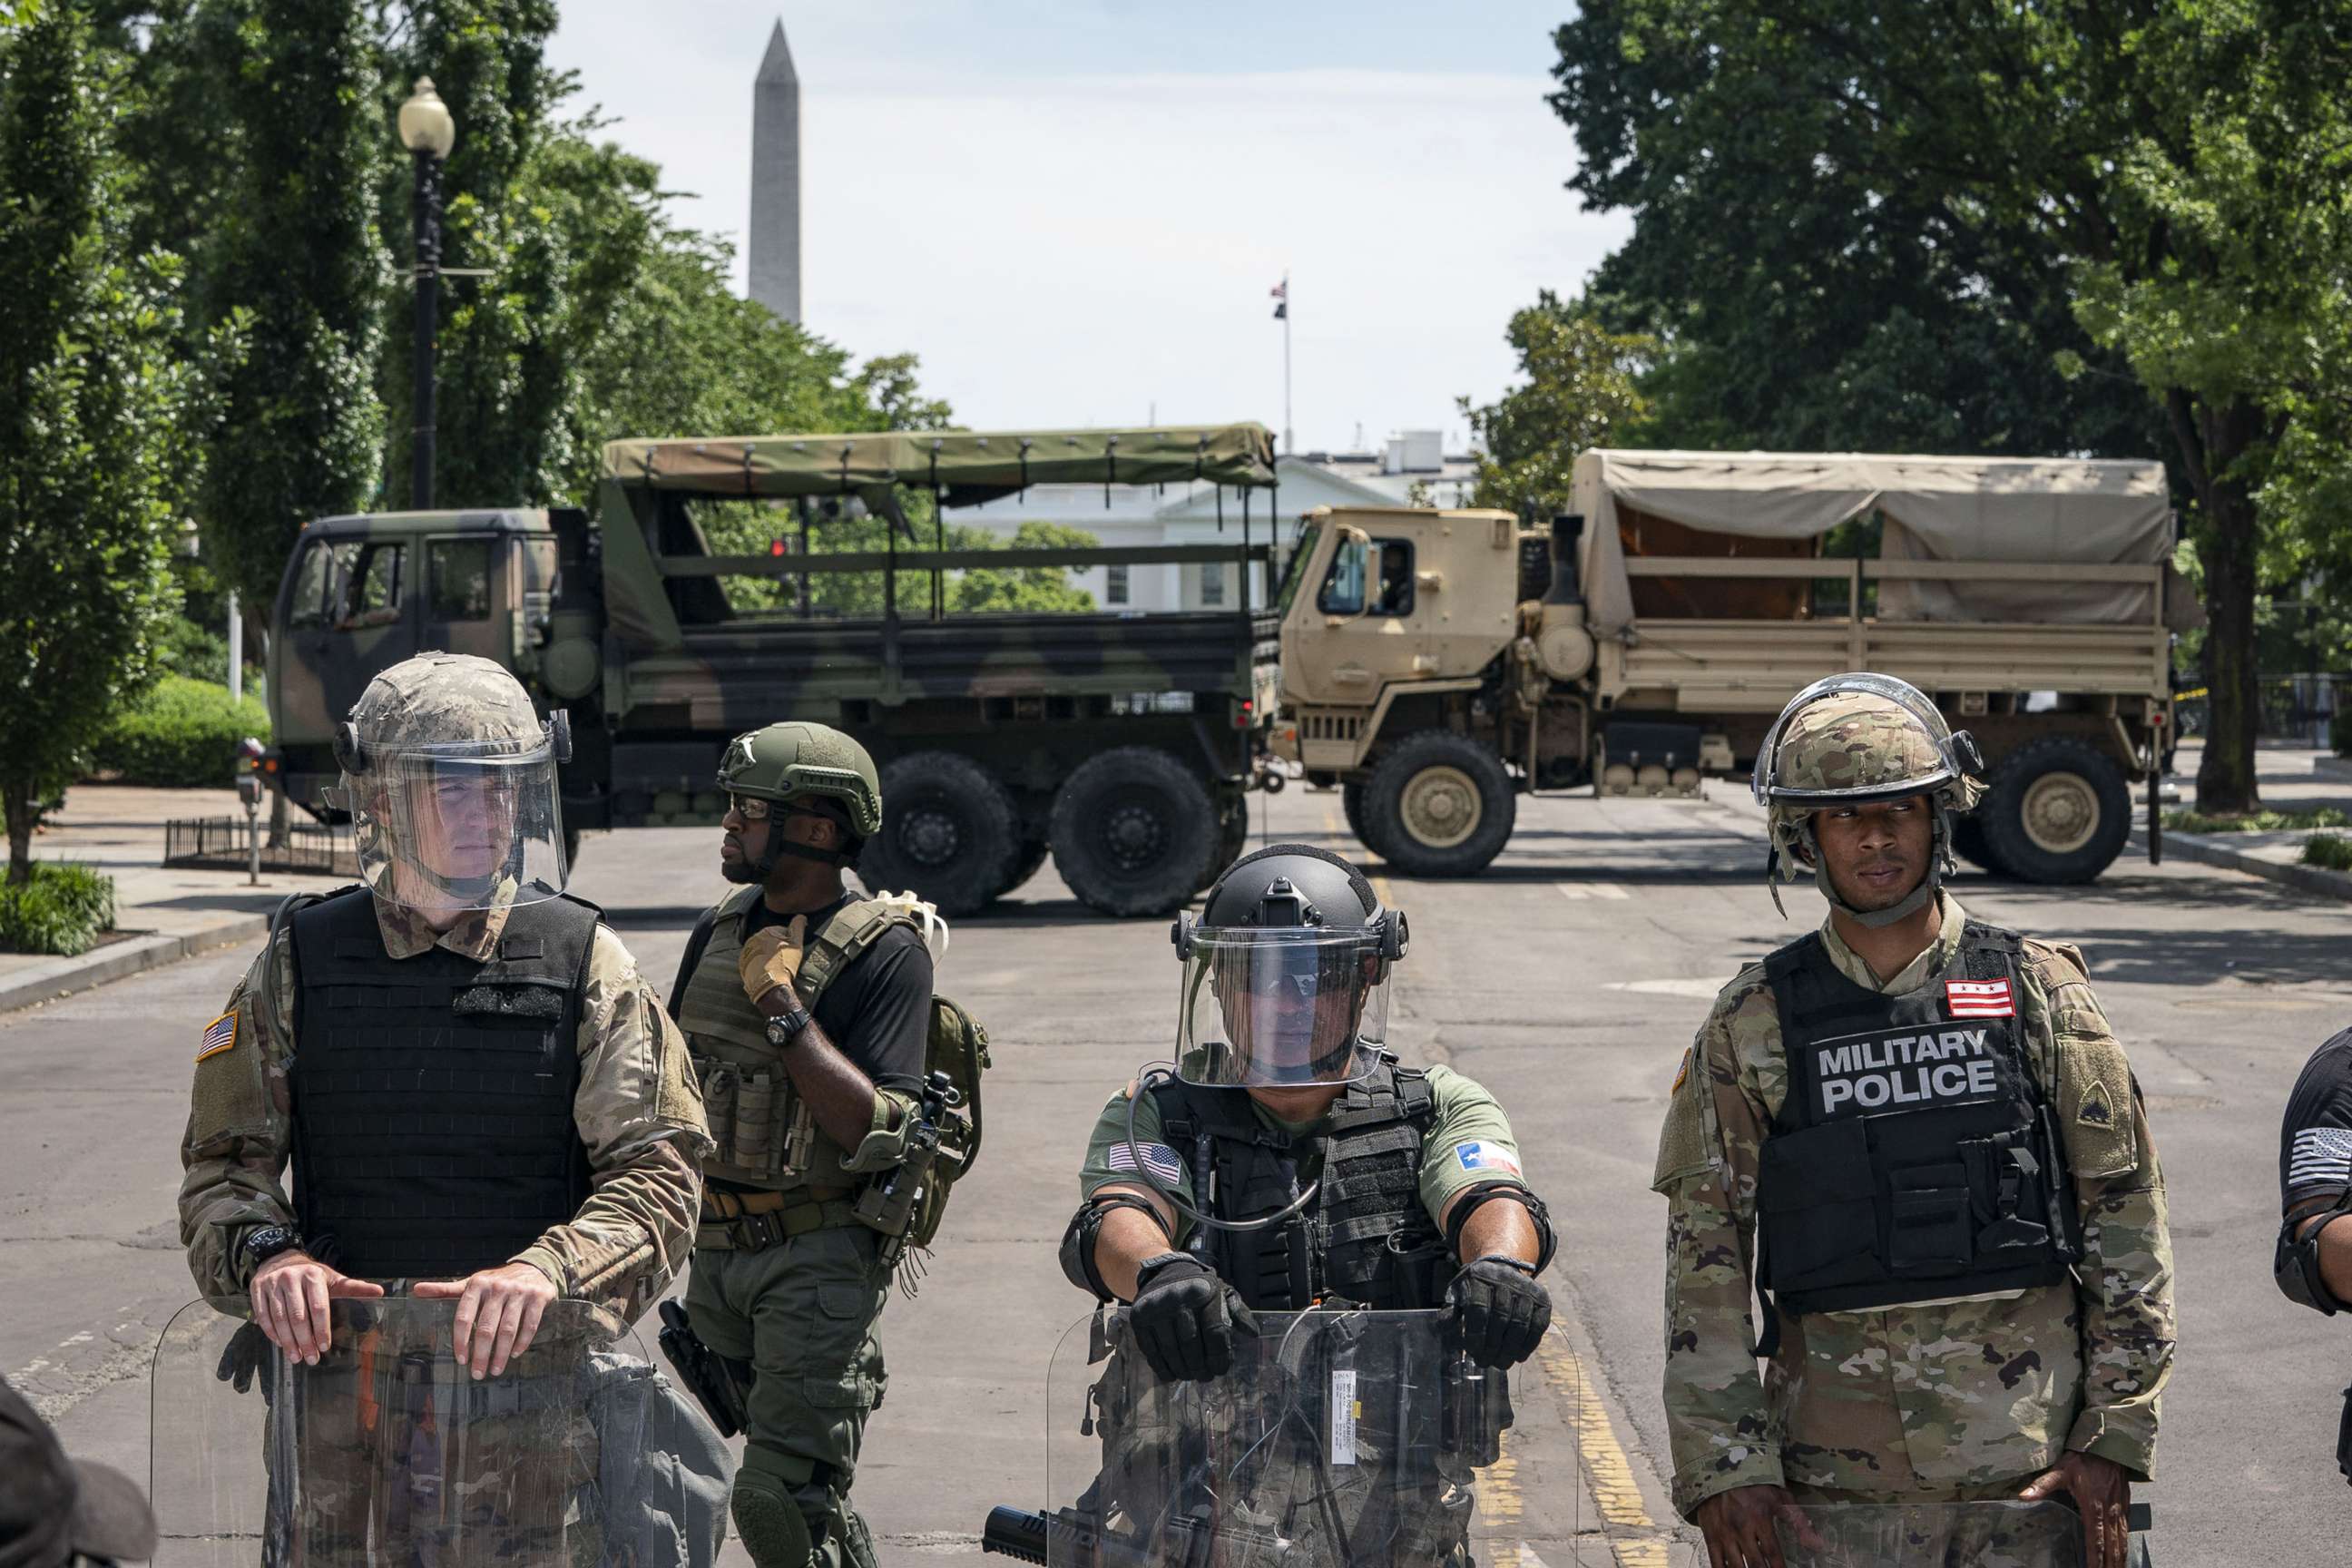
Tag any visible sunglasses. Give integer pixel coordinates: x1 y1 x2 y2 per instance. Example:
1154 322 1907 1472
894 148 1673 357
724 792 773 822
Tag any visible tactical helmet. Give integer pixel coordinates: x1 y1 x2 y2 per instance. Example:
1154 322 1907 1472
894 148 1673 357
717 722 883 837
336 652 572 914
1171 844 1408 1088
1753 672 1983 926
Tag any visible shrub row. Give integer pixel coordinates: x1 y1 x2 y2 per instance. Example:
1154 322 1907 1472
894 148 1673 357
92 675 270 789
0 864 116 957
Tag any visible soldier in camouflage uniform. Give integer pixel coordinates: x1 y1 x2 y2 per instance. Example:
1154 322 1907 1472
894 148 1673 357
178 652 714 1562
1653 673 2174 1568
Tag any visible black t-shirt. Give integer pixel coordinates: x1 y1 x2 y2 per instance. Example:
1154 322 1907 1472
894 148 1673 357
674 894 934 1095
2281 1028 2352 1218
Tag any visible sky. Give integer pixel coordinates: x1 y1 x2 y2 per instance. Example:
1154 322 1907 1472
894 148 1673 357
543 2 1629 455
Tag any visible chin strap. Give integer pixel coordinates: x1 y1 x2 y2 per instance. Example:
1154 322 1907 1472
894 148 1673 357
1779 801 1956 928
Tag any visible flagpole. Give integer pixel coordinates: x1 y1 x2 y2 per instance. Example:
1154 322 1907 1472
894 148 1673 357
1282 271 1293 456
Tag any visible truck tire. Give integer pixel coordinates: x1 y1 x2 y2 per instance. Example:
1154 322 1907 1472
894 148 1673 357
1946 812 2008 877
1199 792 1249 891
1359 731 1516 877
1002 834 1051 897
858 750 1021 917
1975 737 2132 884
1050 747 1217 917
1341 782 1368 845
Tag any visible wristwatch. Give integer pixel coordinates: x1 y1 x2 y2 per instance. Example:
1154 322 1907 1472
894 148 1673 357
764 1001 814 1048
242 1224 304 1278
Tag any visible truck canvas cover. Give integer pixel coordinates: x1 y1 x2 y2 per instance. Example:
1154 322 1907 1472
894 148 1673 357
1570 450 2185 637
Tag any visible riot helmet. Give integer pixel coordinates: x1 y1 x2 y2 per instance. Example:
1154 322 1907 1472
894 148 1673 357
716 722 882 877
1752 672 1984 926
1171 844 1408 1088
336 653 571 916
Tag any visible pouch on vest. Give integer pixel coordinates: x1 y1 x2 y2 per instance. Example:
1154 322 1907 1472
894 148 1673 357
1757 1119 1878 1292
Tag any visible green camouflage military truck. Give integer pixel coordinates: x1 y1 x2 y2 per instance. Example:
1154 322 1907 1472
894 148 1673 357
266 425 1289 917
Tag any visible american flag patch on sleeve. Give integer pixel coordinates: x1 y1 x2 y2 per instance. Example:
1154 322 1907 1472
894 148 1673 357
2288 1126 2352 1192
1945 979 2014 1019
1105 1141 1183 1186
196 1010 238 1062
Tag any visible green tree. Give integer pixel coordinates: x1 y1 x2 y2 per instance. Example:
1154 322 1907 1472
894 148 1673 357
1548 0 2352 808
0 3 202 882
1456 292 1654 516
954 522 1100 613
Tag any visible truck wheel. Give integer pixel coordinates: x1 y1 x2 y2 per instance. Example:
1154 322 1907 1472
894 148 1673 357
1051 747 1217 917
1359 731 1516 877
1002 834 1051 897
858 751 1020 917
1976 737 2131 884
1946 812 2008 877
1341 782 1368 845
1199 792 1249 891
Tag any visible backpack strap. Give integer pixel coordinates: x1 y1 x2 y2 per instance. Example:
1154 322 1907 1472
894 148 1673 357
797 893 936 1005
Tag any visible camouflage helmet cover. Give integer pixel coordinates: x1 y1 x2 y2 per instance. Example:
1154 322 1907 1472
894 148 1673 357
717 721 883 838
344 652 557 763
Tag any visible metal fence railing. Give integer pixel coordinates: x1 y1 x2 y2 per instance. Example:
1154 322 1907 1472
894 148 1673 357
163 817 358 877
2174 673 2348 747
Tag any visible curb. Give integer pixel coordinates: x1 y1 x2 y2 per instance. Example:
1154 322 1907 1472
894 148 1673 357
2145 828 2352 905
0 914 269 1017
2315 754 2352 781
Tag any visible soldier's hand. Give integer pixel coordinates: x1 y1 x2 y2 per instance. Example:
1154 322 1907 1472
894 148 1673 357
1128 1253 1257 1382
739 916 810 1008
1447 1256 1553 1367
249 1250 385 1367
1692 1485 1796 1568
414 1261 560 1379
2021 1451 2131 1568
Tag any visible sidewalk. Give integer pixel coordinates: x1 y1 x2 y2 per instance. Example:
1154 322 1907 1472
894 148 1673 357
0 784 348 1014
2147 741 2352 903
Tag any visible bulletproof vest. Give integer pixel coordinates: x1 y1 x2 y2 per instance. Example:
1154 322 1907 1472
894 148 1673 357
1756 920 2080 1318
1148 1058 1454 1311
289 887 597 1280
675 887 921 1191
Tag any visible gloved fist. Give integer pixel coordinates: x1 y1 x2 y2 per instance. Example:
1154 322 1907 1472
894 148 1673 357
1128 1253 1257 1383
738 916 809 1006
1448 1256 1551 1368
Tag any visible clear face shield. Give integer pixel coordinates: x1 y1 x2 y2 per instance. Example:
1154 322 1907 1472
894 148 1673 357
346 731 569 915
1176 929 1390 1089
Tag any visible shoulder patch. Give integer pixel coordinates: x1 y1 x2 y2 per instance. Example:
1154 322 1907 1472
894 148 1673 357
1672 1046 1691 1094
1452 1141 1523 1177
2078 1077 2115 1128
197 1010 238 1062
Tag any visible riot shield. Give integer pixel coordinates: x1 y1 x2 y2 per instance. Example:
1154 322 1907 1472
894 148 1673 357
151 1296 729 1568
1003 1306 1524 1568
1772 1500 2086 1568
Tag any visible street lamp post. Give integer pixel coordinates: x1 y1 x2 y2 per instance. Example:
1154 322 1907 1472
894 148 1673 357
397 78 456 510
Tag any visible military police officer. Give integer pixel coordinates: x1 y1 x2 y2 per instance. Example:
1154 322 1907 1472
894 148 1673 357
670 723 937 1568
1063 843 1554 1378
1654 673 2174 1568
177 653 715 1556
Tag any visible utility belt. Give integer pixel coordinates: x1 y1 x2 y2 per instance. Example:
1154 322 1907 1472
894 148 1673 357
698 1184 858 1252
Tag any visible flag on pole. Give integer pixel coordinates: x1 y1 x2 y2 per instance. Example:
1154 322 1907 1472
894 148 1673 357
1273 301 1287 319
1271 277 1288 318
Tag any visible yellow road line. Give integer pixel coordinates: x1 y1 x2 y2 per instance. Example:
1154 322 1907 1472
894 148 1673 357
1538 1335 1675 1568
1475 1427 1527 1567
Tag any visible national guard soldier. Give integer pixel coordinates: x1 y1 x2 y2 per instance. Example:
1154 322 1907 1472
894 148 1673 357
666 723 937 1568
176 652 716 1559
1654 673 2174 1568
1063 842 1554 1378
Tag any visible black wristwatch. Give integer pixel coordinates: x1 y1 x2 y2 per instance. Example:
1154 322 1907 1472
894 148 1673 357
242 1224 304 1278
764 1001 814 1048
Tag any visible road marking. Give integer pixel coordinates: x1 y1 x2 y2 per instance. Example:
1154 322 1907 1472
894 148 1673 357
1557 882 1632 901
1535 1333 1674 1568
1475 1427 1527 1566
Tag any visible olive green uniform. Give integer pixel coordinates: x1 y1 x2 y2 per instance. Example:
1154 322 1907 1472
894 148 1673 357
676 886 930 1568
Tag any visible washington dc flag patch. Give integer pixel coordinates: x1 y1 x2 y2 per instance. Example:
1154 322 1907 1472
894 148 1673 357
1945 979 2014 1019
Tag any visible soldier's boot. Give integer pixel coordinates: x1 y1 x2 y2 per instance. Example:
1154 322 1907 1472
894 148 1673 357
730 1471 813 1568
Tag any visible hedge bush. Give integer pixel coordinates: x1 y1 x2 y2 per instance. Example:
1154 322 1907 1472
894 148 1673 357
92 675 270 789
2305 833 2352 874
0 864 116 956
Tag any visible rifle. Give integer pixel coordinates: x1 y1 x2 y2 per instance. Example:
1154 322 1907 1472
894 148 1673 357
853 1069 959 1267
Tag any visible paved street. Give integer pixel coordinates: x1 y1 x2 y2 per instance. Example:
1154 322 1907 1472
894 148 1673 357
3 778 2345 1563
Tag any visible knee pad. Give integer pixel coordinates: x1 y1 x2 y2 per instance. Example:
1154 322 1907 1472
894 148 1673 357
730 1472 813 1568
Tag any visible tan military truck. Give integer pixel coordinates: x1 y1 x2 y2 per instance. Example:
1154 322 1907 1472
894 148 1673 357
1266 450 2194 884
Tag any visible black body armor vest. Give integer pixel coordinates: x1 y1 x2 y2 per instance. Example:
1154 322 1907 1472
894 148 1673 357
1148 1058 1454 1311
1756 920 2080 1318
289 888 599 1280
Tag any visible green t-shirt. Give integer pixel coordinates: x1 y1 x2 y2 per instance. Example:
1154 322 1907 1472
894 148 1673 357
1079 1064 1525 1249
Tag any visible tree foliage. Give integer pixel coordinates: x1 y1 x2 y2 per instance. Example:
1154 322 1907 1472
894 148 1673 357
0 3 203 881
1549 0 2352 810
1456 292 1653 517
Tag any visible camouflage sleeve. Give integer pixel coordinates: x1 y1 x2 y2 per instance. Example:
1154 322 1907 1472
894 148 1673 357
177 926 299 1300
512 927 712 1325
2024 940 2175 1480
1654 970 1786 1519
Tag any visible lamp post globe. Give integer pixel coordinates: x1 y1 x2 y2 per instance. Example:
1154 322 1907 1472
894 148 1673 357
398 76 456 159
398 77 453 509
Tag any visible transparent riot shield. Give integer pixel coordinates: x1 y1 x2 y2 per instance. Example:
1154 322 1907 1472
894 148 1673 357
151 1296 727 1568
1772 1500 2088 1567
1001 1306 1525 1568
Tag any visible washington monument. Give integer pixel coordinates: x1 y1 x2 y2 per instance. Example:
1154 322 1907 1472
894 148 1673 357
750 18 800 324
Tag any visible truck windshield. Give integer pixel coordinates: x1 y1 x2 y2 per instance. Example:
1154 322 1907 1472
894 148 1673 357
1274 523 1320 616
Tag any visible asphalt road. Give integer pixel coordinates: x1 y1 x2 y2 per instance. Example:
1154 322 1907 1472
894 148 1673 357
4 779 2345 1564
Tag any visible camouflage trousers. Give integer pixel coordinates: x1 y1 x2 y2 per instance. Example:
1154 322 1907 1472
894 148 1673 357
684 1223 891 1568
260 1332 603 1567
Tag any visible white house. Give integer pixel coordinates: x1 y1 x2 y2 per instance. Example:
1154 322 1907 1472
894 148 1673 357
951 434 1482 612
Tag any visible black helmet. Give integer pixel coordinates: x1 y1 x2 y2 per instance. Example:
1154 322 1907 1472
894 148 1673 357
1172 844 1407 1088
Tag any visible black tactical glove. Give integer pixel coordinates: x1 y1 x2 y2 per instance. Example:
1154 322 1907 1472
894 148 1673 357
1448 1256 1551 1367
216 1320 271 1394
1128 1252 1257 1382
